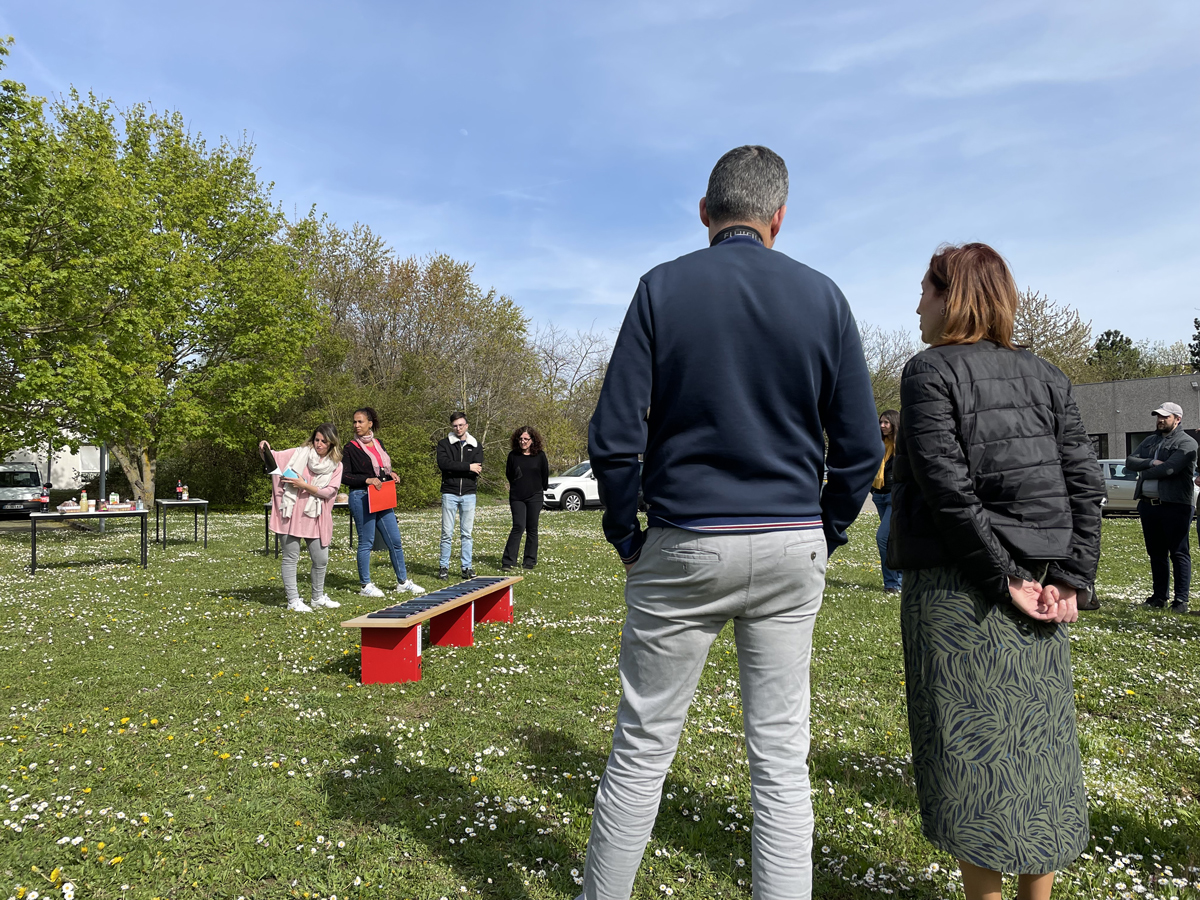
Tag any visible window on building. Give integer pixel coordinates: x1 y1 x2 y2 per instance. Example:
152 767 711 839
1126 431 1155 455
1088 434 1109 459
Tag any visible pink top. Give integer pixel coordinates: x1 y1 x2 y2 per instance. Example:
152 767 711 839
358 439 384 470
267 447 343 546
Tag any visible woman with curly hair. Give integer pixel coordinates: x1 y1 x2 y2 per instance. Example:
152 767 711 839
502 425 549 571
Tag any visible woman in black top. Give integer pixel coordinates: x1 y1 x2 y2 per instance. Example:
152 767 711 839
502 426 549 570
890 243 1103 900
342 407 426 598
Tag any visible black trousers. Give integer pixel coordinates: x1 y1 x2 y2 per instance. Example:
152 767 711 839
1138 500 1193 602
503 496 542 568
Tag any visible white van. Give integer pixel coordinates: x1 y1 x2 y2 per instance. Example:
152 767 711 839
0 461 48 518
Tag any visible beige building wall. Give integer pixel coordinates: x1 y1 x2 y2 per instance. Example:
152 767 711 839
1072 374 1200 459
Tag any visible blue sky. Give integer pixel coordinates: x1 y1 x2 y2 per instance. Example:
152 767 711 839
2 1 1197 342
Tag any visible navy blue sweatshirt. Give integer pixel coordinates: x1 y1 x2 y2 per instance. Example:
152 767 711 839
588 235 883 559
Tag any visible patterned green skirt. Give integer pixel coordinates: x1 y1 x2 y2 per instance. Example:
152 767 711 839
900 567 1088 873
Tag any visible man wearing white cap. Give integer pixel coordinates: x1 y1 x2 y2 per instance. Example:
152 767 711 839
1125 401 1197 613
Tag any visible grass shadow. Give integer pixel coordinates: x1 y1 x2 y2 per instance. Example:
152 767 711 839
321 731 581 898
223 585 291 609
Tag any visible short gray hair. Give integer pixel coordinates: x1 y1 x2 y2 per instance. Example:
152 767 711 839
704 145 789 226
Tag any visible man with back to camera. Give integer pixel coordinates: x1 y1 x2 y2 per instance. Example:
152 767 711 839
435 412 483 581
579 146 883 900
1126 401 1197 613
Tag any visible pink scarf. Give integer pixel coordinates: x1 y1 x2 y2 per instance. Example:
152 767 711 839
353 438 392 477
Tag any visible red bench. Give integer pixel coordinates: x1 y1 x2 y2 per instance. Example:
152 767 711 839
340 575 521 684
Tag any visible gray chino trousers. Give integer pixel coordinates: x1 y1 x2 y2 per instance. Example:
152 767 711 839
579 526 827 900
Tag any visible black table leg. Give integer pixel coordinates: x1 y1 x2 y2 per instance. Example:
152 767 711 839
155 503 160 544
264 506 269 553
141 514 147 568
194 506 198 544
30 518 37 574
203 505 208 549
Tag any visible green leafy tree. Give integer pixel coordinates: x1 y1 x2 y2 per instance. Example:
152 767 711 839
1086 329 1148 382
1140 339 1190 377
0 42 132 457
96 105 319 502
0 47 319 501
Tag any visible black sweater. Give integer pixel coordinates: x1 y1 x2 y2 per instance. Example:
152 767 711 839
506 450 549 500
588 234 882 557
342 439 394 490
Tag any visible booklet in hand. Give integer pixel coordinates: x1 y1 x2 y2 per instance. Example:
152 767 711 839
261 444 282 477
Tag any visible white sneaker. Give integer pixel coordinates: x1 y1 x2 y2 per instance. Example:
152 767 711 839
311 594 341 609
359 583 385 598
395 579 426 595
287 598 313 613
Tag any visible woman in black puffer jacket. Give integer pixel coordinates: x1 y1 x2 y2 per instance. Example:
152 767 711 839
888 243 1104 900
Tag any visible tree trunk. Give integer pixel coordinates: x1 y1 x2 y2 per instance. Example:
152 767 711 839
110 443 157 504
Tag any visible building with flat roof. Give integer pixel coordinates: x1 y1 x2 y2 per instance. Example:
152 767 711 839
1072 373 1200 459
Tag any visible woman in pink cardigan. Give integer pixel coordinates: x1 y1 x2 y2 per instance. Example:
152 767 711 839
259 424 344 612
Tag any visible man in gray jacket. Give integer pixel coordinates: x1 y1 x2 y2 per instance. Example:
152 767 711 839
1126 401 1198 613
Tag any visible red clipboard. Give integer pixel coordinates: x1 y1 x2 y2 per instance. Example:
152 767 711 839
367 480 397 513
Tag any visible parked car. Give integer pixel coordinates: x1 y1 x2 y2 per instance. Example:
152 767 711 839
0 461 49 518
1098 458 1199 514
543 460 602 511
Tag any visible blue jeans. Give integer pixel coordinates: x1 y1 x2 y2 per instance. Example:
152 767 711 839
347 489 409 585
872 492 903 591
440 493 476 569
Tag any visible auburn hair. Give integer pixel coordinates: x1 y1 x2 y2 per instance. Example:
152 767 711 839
926 243 1017 349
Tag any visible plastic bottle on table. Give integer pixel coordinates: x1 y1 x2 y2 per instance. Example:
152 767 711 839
176 479 183 500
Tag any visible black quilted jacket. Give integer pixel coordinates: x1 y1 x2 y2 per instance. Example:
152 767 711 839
887 340 1104 602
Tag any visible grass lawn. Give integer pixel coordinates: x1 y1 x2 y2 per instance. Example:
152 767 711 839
1 504 1198 899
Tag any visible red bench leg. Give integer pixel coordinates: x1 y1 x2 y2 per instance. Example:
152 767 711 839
430 601 474 647
360 625 421 684
475 585 514 624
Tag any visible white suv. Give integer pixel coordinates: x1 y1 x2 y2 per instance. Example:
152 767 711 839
543 461 602 511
